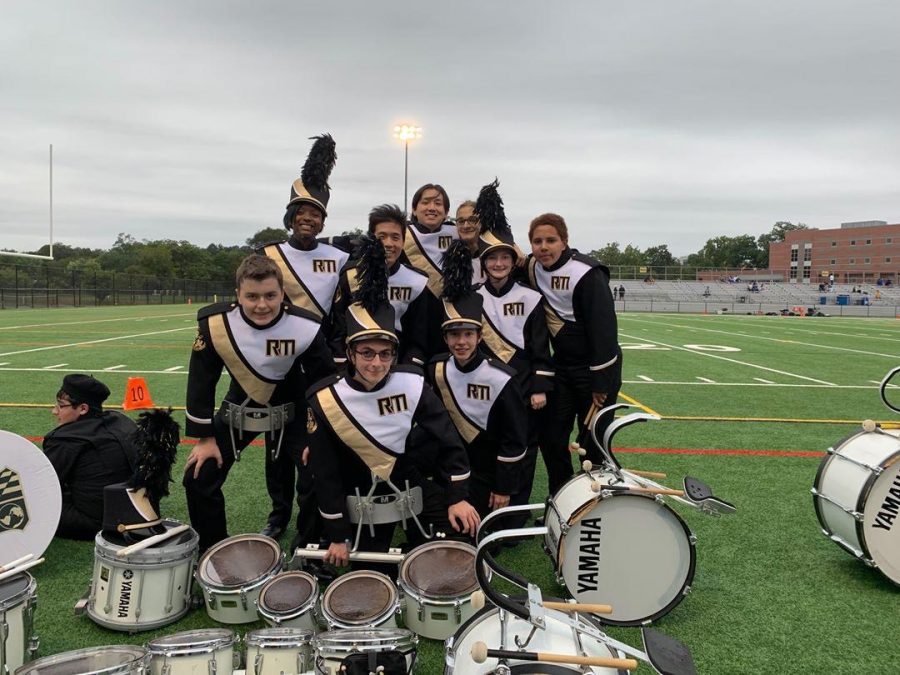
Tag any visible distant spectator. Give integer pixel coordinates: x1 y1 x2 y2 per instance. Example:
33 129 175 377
618 285 625 300
703 286 711 297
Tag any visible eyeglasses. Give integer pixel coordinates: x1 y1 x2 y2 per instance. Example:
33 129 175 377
353 349 396 362
456 217 480 227
53 401 74 410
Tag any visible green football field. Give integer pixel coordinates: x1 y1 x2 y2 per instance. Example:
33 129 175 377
0 305 897 674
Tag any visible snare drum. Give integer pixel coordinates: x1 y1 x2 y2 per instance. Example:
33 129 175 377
88 521 198 631
313 629 417 675
398 541 479 640
445 605 623 674
245 628 314 675
256 571 319 631
0 572 37 674
812 427 900 584
544 471 696 625
16 646 149 675
320 570 399 630
196 534 284 624
147 629 237 675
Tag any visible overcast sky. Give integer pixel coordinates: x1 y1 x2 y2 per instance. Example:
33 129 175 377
3 0 900 257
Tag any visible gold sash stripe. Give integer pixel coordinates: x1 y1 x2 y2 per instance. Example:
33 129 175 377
263 244 324 318
207 314 276 404
404 230 444 297
433 362 480 443
543 302 564 337
316 387 396 480
480 314 516 363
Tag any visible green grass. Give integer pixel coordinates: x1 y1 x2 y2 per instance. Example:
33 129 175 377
0 306 898 673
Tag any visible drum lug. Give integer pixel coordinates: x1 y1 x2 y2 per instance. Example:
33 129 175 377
689 533 698 545
28 635 40 658
207 592 217 610
682 584 692 596
254 653 263 674
454 597 463 622
208 656 217 675
558 520 569 536
653 494 665 504
240 587 248 611
417 603 424 623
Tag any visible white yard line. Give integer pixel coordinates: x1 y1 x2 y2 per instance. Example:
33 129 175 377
0 367 188 376
637 375 654 381
0 327 193 357
0 312 193 331
623 380 877 389
43 363 68 369
753 377 775 384
619 332 837 386
696 376 715 383
103 365 127 371
164 365 184 371
0 362 8 366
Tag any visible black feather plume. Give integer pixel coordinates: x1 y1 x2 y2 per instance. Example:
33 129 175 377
353 235 389 313
442 239 474 302
301 134 337 191
474 178 509 236
128 408 179 508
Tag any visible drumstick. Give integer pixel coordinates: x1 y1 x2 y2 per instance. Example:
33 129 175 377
116 524 190 558
0 553 34 572
0 557 44 583
292 546 406 565
471 642 638 670
590 482 684 497
624 469 668 478
542 601 613 614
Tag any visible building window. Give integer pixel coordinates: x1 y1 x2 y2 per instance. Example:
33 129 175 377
850 240 856 246
830 259 837 265
831 241 837 247
803 248 811 261
865 239 872 245
888 238 893 244
803 267 811 279
887 257 892 263
864 258 871 264
789 267 797 280
790 249 799 262
849 257 856 264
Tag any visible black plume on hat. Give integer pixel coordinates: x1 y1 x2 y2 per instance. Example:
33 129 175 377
129 408 180 510
346 235 397 344
60 373 110 410
441 240 483 330
285 133 337 217
476 178 518 260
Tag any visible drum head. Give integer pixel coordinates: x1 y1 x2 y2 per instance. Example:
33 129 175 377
861 447 900 584
16 646 147 675
259 571 317 614
0 430 62 565
400 541 478 598
198 534 281 588
323 571 396 624
148 628 234 653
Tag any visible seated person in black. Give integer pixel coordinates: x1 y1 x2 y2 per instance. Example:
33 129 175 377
43 374 137 540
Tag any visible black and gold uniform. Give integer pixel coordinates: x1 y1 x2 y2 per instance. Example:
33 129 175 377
527 248 622 493
307 365 472 550
183 300 334 552
330 260 430 366
427 351 526 517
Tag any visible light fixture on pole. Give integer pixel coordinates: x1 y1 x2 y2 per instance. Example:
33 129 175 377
392 124 422 213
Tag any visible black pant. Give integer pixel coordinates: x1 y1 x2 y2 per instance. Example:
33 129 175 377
183 414 307 553
56 499 99 541
538 365 620 495
265 441 296 528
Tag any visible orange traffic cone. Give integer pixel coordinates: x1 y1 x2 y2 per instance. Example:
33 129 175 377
123 377 156 411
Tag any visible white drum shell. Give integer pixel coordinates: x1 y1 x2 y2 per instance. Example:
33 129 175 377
245 628 314 675
444 606 623 674
256 572 319 632
813 428 900 584
314 629 417 675
544 472 695 625
147 630 236 675
88 523 198 631
0 573 37 674
15 646 149 675
320 571 399 630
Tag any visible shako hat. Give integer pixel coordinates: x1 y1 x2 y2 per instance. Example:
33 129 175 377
476 178 519 262
441 239 483 331
346 235 398 345
102 409 180 543
285 133 337 218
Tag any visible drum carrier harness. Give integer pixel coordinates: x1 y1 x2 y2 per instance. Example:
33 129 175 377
220 397 294 462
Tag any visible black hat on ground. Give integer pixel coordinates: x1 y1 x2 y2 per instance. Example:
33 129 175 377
59 374 110 410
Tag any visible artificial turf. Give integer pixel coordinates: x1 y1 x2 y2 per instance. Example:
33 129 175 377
0 306 897 673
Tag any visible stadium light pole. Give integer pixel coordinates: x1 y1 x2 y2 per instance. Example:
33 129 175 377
393 124 422 213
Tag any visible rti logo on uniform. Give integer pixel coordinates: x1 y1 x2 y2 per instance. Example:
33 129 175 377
0 468 29 532
503 302 525 316
312 259 338 273
466 384 491 401
266 339 296 357
390 287 412 302
438 236 453 249
551 276 570 291
377 394 409 416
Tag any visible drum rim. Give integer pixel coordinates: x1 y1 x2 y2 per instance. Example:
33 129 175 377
257 570 319 620
148 628 236 654
95 521 199 564
398 540 479 600
0 571 35 611
17 645 148 674
857 449 900 569
313 628 417 651
551 491 698 627
321 570 399 627
197 534 284 589
245 626 314 648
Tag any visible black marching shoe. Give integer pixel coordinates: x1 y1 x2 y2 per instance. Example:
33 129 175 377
260 522 285 539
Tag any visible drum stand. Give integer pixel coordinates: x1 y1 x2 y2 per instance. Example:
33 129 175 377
220 398 294 461
345 475 432 552
469 520 698 675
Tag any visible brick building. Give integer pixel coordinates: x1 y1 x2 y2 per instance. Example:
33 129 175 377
768 220 899 284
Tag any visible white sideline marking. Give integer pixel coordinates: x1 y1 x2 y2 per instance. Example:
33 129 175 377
619 332 837 386
0 312 193 331
696 377 715 383
164 366 184 371
0 362 8 366
0 327 193 357
638 375 654 381
754 378 775 384
623 380 887 390
0 367 187 376
104 365 126 371
43 363 67 369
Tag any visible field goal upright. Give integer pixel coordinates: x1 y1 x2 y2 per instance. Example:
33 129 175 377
0 144 55 261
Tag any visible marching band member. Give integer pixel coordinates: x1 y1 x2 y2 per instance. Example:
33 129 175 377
474 180 553 520
306 235 480 568
182 254 334 553
330 204 430 366
258 134 349 539
455 199 487 285
426 240 527 517
527 213 622 494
